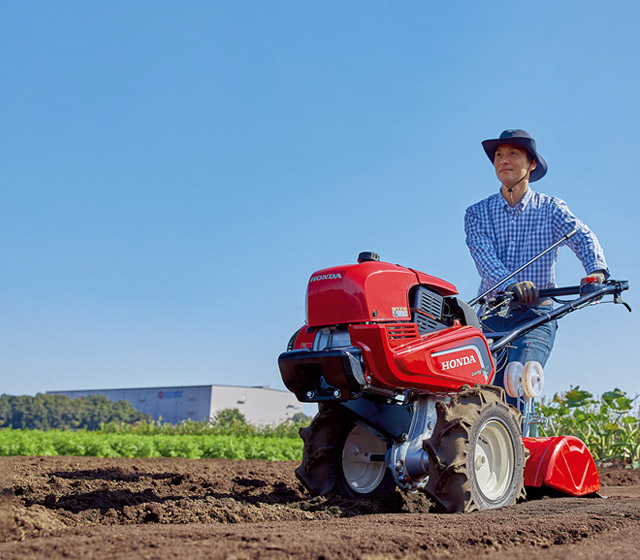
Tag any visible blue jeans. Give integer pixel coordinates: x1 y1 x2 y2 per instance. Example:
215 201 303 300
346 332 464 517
482 303 557 407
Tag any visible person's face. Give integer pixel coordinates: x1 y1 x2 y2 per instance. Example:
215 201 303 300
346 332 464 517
493 144 536 186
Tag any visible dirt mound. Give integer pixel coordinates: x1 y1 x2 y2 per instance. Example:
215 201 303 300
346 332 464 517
1 456 639 559
598 465 640 486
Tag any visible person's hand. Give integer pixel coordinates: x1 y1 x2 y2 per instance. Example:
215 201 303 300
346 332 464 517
580 271 606 297
580 271 606 286
506 281 539 305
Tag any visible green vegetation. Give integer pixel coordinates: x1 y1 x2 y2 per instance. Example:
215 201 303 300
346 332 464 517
0 393 152 430
99 408 311 438
539 387 640 467
0 404 311 460
1 389 637 466
0 430 302 460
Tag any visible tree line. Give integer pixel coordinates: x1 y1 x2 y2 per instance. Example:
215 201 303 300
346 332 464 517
0 393 152 431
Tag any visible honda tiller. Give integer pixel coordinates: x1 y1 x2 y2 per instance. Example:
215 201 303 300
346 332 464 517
278 232 630 512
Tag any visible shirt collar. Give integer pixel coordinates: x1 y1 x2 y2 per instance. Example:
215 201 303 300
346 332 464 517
500 187 534 211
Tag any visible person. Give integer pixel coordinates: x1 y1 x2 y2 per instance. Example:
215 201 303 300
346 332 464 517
464 129 609 406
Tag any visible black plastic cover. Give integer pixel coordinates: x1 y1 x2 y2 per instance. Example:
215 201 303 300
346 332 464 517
411 285 446 334
278 348 366 402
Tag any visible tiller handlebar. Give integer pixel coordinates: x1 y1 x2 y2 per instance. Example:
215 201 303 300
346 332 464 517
481 279 631 354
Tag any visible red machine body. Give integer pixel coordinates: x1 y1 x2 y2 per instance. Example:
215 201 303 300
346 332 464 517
299 260 495 393
349 323 495 392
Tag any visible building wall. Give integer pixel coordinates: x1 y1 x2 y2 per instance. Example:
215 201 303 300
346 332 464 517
47 384 304 425
211 385 303 425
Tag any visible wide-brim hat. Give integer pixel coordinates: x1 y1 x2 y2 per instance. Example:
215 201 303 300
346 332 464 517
482 129 547 182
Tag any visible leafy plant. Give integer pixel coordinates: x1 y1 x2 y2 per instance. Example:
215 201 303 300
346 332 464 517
539 387 640 467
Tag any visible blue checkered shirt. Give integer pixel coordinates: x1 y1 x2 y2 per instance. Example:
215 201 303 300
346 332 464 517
464 189 608 296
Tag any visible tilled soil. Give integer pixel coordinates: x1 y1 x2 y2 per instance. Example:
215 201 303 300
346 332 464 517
1 455 639 559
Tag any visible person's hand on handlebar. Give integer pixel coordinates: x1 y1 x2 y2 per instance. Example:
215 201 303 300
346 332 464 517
506 281 539 305
580 270 606 296
580 271 606 286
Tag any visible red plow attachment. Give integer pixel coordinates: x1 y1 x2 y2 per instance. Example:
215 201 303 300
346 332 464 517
523 436 600 496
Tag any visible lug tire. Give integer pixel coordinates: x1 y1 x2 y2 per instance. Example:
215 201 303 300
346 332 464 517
295 404 395 498
422 385 526 512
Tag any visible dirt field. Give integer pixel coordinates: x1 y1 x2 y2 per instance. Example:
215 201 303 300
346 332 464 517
1 456 639 559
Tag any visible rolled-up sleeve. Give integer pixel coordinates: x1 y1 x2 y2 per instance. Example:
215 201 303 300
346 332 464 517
551 198 609 277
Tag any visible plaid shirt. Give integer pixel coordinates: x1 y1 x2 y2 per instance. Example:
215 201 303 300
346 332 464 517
464 188 608 297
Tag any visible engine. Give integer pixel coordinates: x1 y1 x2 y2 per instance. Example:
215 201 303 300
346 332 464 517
279 252 495 402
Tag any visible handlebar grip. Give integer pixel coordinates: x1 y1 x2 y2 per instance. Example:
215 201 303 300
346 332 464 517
538 285 581 297
539 280 628 299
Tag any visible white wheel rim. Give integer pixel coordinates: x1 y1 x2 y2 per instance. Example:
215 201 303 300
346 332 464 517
504 361 523 398
474 419 515 502
523 361 544 397
342 425 388 494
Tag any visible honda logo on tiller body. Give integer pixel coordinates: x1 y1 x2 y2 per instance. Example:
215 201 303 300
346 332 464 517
309 273 342 283
431 345 487 380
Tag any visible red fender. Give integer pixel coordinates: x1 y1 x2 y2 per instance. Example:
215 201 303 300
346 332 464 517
523 436 600 496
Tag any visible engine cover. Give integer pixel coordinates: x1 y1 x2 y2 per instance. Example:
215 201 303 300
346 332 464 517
306 261 457 327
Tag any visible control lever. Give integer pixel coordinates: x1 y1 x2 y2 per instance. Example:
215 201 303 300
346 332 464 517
614 292 632 312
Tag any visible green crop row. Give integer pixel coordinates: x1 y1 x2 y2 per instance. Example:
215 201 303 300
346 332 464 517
98 408 311 438
0 430 303 461
539 387 640 467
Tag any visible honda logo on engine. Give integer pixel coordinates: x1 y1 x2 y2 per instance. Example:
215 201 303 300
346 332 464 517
309 273 342 283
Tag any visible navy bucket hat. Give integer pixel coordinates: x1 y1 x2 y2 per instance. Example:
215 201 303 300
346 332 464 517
482 129 548 182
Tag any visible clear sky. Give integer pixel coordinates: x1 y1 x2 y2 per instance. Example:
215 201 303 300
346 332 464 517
1 1 638 411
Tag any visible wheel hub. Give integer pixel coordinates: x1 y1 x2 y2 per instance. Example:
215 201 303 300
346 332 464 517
474 419 515 502
342 425 388 494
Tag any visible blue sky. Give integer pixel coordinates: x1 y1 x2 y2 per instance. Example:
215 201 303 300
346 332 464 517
1 1 638 409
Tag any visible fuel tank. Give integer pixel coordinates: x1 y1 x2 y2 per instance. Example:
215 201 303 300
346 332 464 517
306 260 458 327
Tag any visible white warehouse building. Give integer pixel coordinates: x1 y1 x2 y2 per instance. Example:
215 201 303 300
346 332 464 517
47 384 306 426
